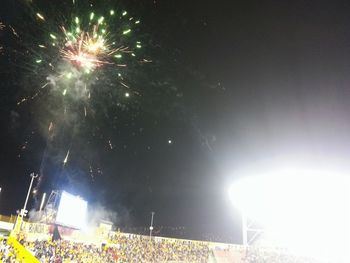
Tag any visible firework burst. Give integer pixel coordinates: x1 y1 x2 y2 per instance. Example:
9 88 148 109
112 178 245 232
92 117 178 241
19 6 143 105
9 1 150 194
59 15 131 72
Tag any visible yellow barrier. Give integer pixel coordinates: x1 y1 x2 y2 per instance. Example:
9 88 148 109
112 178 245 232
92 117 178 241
7 236 40 263
0 214 16 223
12 216 22 235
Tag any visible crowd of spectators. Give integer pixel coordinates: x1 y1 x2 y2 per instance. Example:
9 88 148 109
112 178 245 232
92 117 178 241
242 247 331 263
119 226 187 239
119 226 235 243
109 233 209 262
21 239 117 263
0 239 19 263
18 233 209 263
5 233 340 263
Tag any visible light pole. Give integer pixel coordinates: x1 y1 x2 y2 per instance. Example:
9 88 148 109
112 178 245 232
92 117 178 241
22 173 38 216
149 211 155 239
19 173 38 229
39 192 46 211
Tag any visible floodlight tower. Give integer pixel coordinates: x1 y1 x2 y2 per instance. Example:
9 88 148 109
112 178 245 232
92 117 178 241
229 182 264 246
241 212 264 246
40 190 61 224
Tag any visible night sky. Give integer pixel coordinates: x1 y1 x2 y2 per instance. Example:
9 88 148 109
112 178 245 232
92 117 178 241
1 0 350 243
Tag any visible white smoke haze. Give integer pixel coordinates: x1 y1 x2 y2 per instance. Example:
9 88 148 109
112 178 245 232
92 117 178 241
29 209 41 221
28 202 129 230
46 62 93 102
87 203 120 228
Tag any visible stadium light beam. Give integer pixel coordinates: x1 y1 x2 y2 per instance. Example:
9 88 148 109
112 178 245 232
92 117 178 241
229 170 350 261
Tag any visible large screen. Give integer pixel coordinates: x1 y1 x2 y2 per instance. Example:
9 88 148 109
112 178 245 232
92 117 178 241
56 191 87 229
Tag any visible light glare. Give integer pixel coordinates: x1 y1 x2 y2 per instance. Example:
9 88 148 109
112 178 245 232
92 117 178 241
56 191 87 229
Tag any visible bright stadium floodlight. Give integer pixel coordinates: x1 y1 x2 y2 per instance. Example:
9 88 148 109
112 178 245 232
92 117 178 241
55 191 87 229
228 166 350 262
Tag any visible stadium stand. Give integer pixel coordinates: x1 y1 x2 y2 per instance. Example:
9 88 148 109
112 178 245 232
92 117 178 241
19 234 209 262
108 232 209 262
241 246 331 263
3 233 337 263
0 218 335 263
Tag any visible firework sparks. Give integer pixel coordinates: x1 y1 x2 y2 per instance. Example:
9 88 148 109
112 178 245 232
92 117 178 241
63 150 70 165
0 22 4 54
9 26 19 38
36 13 45 21
17 82 51 105
24 8 144 102
48 122 54 132
108 140 113 149
56 12 135 73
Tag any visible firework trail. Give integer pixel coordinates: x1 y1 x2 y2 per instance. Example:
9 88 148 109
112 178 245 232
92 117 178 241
0 21 5 54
